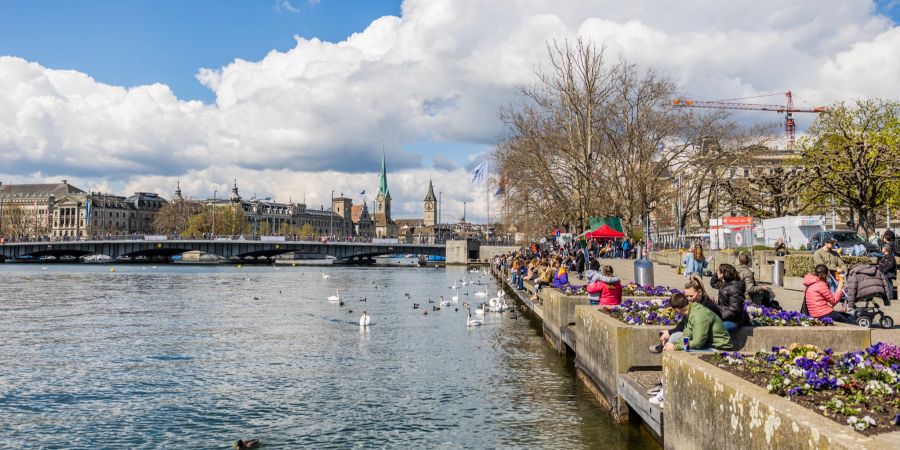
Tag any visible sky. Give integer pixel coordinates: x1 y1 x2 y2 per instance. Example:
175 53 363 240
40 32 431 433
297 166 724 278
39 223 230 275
1 0 899 222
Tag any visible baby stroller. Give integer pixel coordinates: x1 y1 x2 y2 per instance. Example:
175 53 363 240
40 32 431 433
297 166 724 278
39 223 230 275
832 265 894 329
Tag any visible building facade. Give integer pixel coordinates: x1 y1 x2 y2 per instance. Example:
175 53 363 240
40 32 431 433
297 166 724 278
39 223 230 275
0 180 166 239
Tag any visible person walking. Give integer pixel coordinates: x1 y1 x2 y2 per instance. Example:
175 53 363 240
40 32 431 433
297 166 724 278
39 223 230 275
681 245 709 278
878 230 897 304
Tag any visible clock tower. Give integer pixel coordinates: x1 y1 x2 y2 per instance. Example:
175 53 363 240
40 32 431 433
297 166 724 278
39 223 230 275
423 179 437 227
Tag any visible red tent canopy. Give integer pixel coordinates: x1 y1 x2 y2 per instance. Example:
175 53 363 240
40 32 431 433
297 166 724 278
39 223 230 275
585 224 626 239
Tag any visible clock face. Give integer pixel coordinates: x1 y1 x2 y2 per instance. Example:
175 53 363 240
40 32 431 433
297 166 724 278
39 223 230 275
425 202 433 211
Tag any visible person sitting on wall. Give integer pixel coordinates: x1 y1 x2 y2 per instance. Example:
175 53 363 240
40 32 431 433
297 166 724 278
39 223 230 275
592 265 622 307
663 293 733 352
710 263 750 332
773 238 788 257
802 264 850 323
736 253 779 309
552 259 569 288
650 276 722 353
531 260 555 301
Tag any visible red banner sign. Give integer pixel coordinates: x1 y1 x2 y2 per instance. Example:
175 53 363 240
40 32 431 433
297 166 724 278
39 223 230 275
721 216 753 226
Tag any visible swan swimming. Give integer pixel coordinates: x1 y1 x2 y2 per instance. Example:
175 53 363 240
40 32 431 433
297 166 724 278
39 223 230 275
439 296 451 307
467 311 482 327
322 274 330 280
474 287 488 298
327 289 341 302
359 311 371 327
451 293 459 303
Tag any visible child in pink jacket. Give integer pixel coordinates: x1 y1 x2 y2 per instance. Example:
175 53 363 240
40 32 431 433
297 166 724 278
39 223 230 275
802 264 850 323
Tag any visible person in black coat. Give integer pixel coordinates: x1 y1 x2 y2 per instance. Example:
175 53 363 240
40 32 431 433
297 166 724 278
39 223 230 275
575 249 586 280
877 238 896 304
710 263 748 332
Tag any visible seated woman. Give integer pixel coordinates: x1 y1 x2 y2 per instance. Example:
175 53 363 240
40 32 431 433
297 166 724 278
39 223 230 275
710 263 749 332
552 260 569 288
651 276 721 353
663 293 733 352
594 265 622 307
803 264 851 323
531 260 554 300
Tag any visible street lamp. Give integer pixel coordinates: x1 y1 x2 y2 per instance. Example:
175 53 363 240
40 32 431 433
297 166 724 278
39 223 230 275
212 190 217 237
330 190 334 240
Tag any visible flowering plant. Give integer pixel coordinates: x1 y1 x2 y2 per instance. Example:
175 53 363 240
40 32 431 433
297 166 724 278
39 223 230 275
558 283 587 296
606 299 681 326
746 303 833 327
622 283 682 297
709 343 900 434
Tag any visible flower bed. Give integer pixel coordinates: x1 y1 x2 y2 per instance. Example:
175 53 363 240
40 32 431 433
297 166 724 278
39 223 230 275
605 299 833 327
622 282 682 297
705 343 900 436
557 283 586 296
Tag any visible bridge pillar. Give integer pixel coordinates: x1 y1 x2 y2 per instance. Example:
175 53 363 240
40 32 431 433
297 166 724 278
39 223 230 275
446 239 480 265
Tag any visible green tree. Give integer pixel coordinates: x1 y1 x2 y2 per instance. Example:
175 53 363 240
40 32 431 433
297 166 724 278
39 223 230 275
797 99 900 237
257 221 271 236
182 204 250 237
299 223 318 238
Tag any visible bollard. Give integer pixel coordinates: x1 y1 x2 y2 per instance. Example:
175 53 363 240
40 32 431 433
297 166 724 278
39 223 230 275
772 259 784 287
634 257 655 287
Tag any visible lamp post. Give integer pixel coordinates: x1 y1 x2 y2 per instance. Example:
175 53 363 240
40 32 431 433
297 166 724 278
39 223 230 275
212 190 217 237
330 190 334 240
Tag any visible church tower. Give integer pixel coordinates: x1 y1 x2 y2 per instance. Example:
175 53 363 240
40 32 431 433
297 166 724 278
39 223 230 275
423 179 436 227
375 150 391 220
374 150 396 237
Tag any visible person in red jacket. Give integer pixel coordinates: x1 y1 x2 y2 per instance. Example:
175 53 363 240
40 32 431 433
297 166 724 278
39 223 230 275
588 265 622 307
803 264 850 323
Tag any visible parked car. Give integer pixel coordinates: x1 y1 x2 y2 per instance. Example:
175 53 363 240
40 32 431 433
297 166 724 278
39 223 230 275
808 231 882 256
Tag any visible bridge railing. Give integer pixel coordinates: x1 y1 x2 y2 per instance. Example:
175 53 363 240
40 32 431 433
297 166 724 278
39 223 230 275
0 234 449 246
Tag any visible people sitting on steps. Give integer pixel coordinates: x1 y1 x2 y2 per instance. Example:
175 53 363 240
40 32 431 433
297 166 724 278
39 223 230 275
709 263 750 332
531 259 554 301
802 264 850 323
650 276 722 353
736 253 780 309
585 263 622 307
663 292 733 352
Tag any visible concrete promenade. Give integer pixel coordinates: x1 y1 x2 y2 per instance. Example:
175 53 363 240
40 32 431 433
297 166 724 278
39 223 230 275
583 256 899 344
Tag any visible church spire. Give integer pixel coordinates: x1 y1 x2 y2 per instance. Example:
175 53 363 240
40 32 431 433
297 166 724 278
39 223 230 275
378 148 390 198
424 179 436 201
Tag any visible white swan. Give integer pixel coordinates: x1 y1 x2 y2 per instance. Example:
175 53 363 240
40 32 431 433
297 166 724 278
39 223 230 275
462 278 469 286
439 296 451 307
450 282 458 290
41 266 48 270
474 287 488 298
467 312 482 327
474 303 486 316
322 273 330 279
359 311 371 327
327 289 341 302
497 290 505 298
451 293 459 303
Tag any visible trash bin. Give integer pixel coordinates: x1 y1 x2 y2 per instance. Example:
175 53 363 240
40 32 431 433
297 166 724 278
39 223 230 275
772 259 784 287
634 257 655 287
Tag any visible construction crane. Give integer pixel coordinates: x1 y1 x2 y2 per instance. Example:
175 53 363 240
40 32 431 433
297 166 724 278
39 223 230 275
671 91 830 149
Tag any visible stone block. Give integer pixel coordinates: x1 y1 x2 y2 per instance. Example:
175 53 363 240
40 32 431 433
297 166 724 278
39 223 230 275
573 307 871 422
539 288 588 352
663 352 900 449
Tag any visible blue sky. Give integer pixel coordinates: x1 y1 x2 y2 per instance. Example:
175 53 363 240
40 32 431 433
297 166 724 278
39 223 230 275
1 1 897 220
0 0 401 102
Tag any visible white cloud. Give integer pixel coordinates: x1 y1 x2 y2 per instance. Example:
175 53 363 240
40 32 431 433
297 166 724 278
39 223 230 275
275 0 300 14
1 0 899 223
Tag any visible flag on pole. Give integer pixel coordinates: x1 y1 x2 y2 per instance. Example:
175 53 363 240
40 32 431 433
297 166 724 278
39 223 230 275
470 161 488 185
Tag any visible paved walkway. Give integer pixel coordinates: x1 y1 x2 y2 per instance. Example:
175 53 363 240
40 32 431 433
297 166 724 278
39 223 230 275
576 257 899 343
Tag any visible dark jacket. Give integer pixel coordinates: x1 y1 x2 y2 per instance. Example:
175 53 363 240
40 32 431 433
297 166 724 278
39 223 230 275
877 249 896 279
845 263 890 303
668 295 721 335
711 274 748 325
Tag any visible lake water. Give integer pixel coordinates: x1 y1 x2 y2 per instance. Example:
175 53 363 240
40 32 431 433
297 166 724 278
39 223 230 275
0 263 659 449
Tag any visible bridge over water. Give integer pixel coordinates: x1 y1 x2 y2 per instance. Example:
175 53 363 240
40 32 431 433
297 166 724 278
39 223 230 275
0 238 446 263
